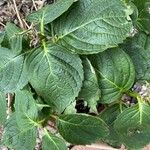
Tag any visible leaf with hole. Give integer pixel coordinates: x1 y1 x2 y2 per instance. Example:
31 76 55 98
114 103 150 149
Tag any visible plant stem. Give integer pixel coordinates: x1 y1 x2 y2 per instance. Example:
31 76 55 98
40 15 45 36
127 91 143 103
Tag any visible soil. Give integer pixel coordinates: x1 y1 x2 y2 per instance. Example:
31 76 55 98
0 0 54 32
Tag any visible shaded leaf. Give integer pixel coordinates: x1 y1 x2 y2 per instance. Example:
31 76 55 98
0 32 5 45
0 92 6 125
56 114 109 144
122 32 150 82
133 0 150 34
26 43 83 113
79 58 101 110
100 104 126 148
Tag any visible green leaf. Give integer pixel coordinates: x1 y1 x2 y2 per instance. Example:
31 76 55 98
27 0 77 25
42 130 67 150
133 0 150 34
5 22 23 55
0 47 28 92
64 101 76 114
0 32 5 45
56 114 109 144
114 103 150 149
26 43 83 113
89 48 135 103
78 58 101 110
100 104 126 147
1 114 37 150
0 92 6 125
54 0 132 54
122 32 150 82
15 90 39 129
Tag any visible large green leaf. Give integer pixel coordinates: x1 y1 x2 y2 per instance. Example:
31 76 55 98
78 58 101 110
114 103 150 149
89 48 135 103
122 32 150 82
0 92 6 125
133 0 150 34
42 130 67 150
5 22 23 55
0 47 28 92
1 114 37 150
54 0 132 54
100 104 126 147
26 43 83 113
15 90 39 129
27 0 77 25
56 114 109 144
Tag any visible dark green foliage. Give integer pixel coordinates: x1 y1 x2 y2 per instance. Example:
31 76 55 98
0 0 150 149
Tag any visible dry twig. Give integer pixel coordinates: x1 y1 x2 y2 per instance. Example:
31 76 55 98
12 0 24 28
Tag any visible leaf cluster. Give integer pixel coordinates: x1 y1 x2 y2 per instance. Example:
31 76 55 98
0 0 150 149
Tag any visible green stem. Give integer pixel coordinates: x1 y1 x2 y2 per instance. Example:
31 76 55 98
42 40 48 53
127 91 143 102
50 114 58 120
119 102 123 113
126 91 145 124
40 14 45 36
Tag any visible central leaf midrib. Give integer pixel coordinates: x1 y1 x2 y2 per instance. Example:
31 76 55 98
58 1 125 40
59 16 125 40
45 132 60 150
